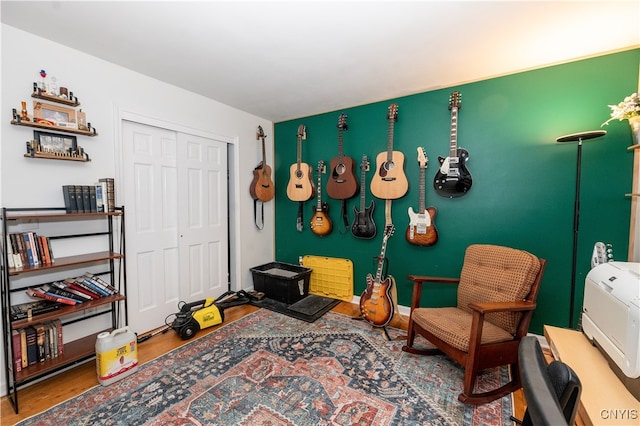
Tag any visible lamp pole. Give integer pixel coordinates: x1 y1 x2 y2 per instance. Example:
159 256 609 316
556 130 606 329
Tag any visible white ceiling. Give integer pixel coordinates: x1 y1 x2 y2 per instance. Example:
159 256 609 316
2 1 639 122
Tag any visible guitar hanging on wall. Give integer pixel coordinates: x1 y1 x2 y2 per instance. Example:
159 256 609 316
433 91 473 198
310 160 333 236
406 147 438 246
370 103 408 200
351 155 376 239
360 224 396 327
326 113 358 200
286 124 314 232
249 125 275 202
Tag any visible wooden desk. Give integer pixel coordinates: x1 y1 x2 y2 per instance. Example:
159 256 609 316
544 326 640 425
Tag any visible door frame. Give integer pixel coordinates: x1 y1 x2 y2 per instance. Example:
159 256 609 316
114 108 242 302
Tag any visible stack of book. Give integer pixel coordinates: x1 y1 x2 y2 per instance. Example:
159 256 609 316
6 232 54 269
10 300 62 321
62 178 115 214
26 272 119 305
12 319 63 372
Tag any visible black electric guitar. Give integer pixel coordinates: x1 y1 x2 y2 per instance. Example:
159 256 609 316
360 224 395 327
310 160 333 236
326 113 358 200
351 155 376 239
434 91 473 198
406 147 438 246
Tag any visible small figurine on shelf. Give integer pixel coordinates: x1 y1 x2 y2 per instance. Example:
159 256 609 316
39 69 48 93
20 101 30 122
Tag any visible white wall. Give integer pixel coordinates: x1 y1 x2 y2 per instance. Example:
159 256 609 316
0 24 275 395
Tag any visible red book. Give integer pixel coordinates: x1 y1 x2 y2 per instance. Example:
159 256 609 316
26 287 76 305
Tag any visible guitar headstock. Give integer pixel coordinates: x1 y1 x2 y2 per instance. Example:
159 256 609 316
417 147 428 169
317 160 325 173
297 124 306 140
360 154 369 169
383 224 395 239
387 103 398 122
338 113 348 131
449 91 462 111
256 125 266 141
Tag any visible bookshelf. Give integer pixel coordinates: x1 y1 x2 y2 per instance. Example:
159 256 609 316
0 207 127 413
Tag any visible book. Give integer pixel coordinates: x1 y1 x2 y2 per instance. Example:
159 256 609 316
89 185 97 212
62 185 78 213
80 277 110 297
36 324 46 362
81 185 91 213
53 319 63 356
99 178 115 212
63 278 100 299
12 329 22 373
40 284 85 303
95 183 104 212
25 326 37 365
6 235 14 268
23 232 36 266
51 281 92 300
10 300 62 321
9 234 23 268
75 185 85 213
20 328 27 368
26 287 77 305
84 273 118 294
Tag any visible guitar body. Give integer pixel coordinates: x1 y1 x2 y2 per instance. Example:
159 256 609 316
406 206 438 246
250 164 275 202
286 163 314 201
310 203 332 236
433 149 472 198
351 200 376 239
326 155 358 199
360 273 395 327
370 150 409 200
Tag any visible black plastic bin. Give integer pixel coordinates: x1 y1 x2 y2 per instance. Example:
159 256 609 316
250 262 312 304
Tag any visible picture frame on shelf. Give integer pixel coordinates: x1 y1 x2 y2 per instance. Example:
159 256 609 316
33 101 77 129
34 131 77 153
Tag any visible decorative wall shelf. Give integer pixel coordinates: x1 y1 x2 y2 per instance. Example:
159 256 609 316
23 152 90 162
10 119 97 136
31 91 80 107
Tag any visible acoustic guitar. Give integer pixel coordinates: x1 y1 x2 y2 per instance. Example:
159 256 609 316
433 91 473 198
286 124 314 202
406 147 438 246
370 103 408 200
351 155 376 239
360 224 396 327
326 113 358 200
249 125 275 202
310 160 333 236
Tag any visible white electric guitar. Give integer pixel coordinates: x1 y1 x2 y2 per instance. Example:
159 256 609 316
591 242 614 268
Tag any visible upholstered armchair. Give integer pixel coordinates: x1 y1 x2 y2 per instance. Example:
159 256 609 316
402 244 546 405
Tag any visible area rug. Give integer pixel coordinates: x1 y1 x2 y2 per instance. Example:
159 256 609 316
17 309 514 425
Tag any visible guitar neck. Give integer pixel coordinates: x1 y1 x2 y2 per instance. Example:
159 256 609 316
359 157 367 210
316 162 323 209
261 137 268 177
296 137 302 172
418 167 425 214
337 129 344 162
386 117 395 162
375 236 389 283
449 107 458 157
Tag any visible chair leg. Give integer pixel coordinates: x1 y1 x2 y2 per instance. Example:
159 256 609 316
458 363 522 405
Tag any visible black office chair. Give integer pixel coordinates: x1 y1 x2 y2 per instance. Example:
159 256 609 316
518 336 582 426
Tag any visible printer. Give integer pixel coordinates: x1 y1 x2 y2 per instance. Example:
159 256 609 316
582 261 640 400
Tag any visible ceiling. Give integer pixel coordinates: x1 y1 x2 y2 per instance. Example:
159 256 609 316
2 1 639 122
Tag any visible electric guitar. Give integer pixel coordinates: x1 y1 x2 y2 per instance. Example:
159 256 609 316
370 104 409 200
406 147 438 246
351 155 376 239
310 160 333 236
286 124 314 202
326 113 358 200
249 125 275 202
591 242 614 268
360 224 396 327
434 91 472 198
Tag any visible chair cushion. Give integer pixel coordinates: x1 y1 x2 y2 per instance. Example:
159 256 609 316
457 244 541 334
412 307 515 352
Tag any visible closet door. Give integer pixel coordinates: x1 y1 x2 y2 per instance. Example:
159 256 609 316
122 121 228 334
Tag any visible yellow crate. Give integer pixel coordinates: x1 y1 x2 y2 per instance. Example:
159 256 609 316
301 255 353 302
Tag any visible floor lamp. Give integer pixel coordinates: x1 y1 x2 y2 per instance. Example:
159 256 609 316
556 130 606 329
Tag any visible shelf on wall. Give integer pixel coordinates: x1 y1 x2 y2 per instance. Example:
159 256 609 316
11 119 97 136
24 152 90 162
31 91 80 107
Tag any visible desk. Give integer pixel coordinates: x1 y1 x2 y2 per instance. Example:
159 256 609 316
544 326 640 425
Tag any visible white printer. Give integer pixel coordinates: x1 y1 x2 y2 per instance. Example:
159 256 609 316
582 262 640 399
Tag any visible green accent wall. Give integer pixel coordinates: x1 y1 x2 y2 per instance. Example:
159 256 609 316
273 49 639 334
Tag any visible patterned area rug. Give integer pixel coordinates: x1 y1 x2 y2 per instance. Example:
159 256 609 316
17 310 513 425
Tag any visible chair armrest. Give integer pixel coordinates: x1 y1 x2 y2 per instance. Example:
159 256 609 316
407 275 460 285
468 300 536 314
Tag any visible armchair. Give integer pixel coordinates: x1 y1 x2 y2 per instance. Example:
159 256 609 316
402 244 546 404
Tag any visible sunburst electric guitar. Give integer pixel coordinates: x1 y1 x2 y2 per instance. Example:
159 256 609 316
406 147 438 246
360 224 396 327
370 104 408 200
326 113 358 200
310 160 333 236
434 91 472 198
286 124 314 202
249 125 275 202
351 155 376 239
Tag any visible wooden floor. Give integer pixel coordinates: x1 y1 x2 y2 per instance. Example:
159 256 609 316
0 302 526 425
